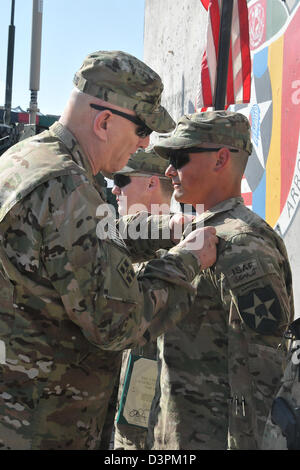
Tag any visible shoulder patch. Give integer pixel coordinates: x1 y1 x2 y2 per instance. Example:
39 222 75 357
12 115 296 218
226 257 264 288
237 285 281 334
117 257 136 287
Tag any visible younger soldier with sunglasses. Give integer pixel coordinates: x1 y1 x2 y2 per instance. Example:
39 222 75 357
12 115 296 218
146 110 295 450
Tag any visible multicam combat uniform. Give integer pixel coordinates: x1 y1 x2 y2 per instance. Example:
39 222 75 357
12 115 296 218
0 122 199 450
147 197 294 450
102 262 158 451
112 148 170 450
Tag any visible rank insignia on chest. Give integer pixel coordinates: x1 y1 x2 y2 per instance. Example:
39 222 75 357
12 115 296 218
237 285 281 334
117 257 136 287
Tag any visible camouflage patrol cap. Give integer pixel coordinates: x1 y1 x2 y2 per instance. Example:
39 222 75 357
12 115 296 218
153 111 253 157
73 50 175 133
114 147 169 178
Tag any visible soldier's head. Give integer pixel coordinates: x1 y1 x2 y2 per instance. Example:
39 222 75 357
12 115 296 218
153 111 252 210
59 51 174 176
112 147 173 216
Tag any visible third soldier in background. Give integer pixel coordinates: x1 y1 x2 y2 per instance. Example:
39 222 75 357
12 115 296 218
111 147 173 450
146 110 295 450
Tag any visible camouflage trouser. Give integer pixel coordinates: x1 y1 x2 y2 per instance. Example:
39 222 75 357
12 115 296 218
98 361 122 450
114 342 157 450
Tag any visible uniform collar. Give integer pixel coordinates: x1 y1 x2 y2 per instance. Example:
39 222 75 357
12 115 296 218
194 197 245 225
49 121 94 184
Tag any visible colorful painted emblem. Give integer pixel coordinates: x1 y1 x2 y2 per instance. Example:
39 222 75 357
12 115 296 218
231 0 300 237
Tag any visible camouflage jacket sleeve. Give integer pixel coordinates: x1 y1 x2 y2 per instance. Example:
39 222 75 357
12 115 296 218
215 231 294 449
216 232 293 337
25 175 198 351
116 212 175 263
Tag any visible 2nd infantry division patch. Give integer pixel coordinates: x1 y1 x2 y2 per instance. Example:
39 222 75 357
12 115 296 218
117 257 136 287
237 285 281 334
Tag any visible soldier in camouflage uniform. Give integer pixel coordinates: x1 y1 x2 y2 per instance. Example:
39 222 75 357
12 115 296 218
145 110 295 450
110 148 173 450
112 147 173 218
0 51 218 450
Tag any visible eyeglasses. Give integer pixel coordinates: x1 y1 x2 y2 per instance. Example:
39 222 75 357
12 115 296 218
168 147 239 169
90 104 152 138
113 173 169 188
113 174 132 188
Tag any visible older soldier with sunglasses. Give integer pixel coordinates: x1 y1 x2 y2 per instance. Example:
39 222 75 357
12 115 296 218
145 110 294 450
0 51 218 450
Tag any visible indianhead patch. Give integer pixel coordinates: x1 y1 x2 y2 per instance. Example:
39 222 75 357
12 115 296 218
117 257 136 287
237 285 281 334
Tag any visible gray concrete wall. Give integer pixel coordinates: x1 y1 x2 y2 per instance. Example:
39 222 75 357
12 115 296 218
144 0 207 123
144 0 300 317
284 205 300 316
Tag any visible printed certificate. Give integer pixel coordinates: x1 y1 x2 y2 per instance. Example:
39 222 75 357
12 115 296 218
116 353 157 428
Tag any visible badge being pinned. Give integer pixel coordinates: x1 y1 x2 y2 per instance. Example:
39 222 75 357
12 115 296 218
117 257 136 287
237 285 281 334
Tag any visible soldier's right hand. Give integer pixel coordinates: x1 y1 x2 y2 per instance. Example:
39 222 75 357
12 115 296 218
177 226 218 269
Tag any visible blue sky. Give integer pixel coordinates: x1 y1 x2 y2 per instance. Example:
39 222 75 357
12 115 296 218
0 0 145 116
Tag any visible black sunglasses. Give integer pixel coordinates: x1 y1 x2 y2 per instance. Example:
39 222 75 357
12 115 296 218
113 174 132 188
90 104 152 138
168 147 239 169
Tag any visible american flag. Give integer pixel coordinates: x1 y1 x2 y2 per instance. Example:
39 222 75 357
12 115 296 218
196 0 251 110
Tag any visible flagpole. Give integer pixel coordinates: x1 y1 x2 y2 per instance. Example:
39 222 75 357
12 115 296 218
28 0 43 125
4 0 16 125
214 0 233 110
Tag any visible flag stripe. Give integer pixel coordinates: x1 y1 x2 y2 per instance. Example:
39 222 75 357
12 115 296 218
238 0 251 102
200 0 210 10
201 52 213 105
227 43 235 105
210 0 221 56
230 0 240 102
206 12 218 88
